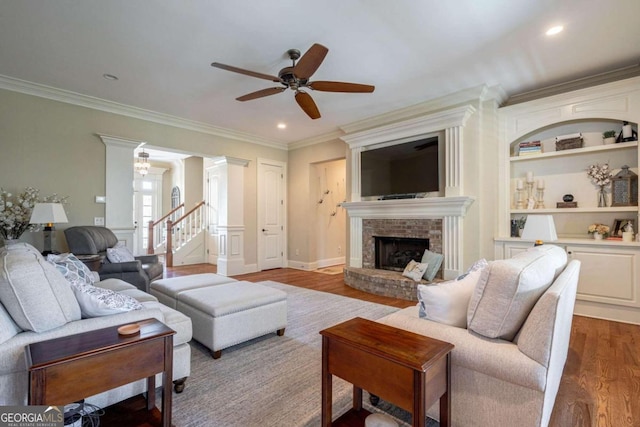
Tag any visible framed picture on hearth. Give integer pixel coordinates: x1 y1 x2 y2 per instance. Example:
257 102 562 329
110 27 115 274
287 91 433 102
612 218 635 237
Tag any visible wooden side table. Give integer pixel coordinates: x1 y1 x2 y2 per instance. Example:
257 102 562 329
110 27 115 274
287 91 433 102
26 318 175 427
74 254 104 272
320 317 454 427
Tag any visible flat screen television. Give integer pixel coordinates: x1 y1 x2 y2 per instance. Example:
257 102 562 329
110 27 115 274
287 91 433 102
360 136 439 198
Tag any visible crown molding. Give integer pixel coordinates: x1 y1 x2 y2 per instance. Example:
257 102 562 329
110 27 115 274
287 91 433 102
288 129 345 150
0 74 288 151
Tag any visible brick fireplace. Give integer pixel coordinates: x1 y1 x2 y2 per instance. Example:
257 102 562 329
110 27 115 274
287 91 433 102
339 104 478 299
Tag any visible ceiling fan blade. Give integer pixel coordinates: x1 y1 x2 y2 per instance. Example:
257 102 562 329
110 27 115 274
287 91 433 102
211 62 280 82
295 91 321 119
309 81 375 93
236 87 286 102
293 43 328 80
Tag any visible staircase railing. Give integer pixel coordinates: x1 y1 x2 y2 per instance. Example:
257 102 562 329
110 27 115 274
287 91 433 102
166 201 206 267
147 203 184 254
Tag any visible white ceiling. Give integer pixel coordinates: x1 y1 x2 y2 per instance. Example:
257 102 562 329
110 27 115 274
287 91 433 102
1 0 639 147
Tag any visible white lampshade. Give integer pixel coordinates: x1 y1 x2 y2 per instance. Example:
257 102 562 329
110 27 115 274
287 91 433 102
30 203 69 225
520 214 557 242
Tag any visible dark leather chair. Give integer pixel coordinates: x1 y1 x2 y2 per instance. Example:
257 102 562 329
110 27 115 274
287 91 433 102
64 226 163 292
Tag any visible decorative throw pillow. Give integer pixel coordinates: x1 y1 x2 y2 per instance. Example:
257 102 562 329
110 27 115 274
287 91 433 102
456 258 488 280
70 282 143 318
402 260 429 282
421 250 444 281
47 253 96 287
417 267 484 327
467 249 558 341
106 245 135 263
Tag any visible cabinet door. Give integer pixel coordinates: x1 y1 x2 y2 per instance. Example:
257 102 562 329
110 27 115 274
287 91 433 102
567 245 639 308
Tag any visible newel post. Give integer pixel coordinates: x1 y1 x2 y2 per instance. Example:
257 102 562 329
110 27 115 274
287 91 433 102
147 220 155 255
166 220 173 267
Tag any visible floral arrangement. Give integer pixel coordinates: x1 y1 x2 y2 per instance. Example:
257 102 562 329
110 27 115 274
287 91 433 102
588 223 610 237
586 163 612 188
0 187 68 241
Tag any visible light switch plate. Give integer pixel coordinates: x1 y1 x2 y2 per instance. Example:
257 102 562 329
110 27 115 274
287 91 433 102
94 217 105 226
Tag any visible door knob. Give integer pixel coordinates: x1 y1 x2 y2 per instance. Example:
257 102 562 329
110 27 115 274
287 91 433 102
262 228 267 232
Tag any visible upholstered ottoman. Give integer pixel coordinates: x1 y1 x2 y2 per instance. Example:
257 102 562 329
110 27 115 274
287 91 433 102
150 273 237 309
176 281 287 359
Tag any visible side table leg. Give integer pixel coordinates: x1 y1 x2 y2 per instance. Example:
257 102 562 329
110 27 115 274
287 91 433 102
439 353 452 427
413 371 426 427
353 386 362 411
321 337 332 427
147 376 156 411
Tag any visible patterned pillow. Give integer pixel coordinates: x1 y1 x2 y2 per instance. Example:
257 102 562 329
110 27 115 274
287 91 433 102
47 253 96 287
106 245 135 263
70 282 143 318
402 260 429 282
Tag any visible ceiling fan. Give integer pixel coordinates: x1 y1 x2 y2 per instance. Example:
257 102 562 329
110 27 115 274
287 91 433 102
211 43 375 120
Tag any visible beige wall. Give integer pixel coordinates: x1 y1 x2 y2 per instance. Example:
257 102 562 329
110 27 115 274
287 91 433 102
287 139 347 268
0 89 287 266
183 156 204 208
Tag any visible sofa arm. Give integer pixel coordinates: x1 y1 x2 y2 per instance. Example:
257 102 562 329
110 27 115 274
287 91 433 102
99 260 143 274
377 306 546 392
135 254 159 264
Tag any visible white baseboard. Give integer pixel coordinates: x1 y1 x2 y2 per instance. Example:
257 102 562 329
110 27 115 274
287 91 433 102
287 260 314 271
316 257 345 268
287 257 345 271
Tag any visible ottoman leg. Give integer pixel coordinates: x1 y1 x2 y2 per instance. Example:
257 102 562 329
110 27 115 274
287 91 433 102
212 350 222 359
277 328 286 336
173 377 187 393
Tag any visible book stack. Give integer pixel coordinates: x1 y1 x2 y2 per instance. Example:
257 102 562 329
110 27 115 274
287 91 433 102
518 140 542 157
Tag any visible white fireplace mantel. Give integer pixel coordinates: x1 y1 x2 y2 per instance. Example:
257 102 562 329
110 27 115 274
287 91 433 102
341 196 475 219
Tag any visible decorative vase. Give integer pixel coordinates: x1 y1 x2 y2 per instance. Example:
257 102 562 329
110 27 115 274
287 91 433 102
2 239 20 247
603 137 616 145
597 186 607 208
593 233 603 240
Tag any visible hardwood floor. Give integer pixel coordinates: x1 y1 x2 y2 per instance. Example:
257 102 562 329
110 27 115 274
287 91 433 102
165 264 640 427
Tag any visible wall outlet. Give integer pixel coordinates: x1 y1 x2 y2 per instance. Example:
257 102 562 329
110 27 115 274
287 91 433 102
295 249 299 256
94 217 105 226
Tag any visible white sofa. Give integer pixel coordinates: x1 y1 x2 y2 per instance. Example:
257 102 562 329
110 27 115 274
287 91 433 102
0 242 192 408
376 245 580 427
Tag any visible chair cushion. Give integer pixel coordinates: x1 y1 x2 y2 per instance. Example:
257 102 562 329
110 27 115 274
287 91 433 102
467 246 564 340
0 243 81 332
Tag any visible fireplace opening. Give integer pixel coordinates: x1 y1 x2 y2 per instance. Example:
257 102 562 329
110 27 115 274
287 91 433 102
374 236 429 272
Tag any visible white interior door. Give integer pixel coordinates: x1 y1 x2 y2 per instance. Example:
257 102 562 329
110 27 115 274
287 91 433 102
258 159 286 270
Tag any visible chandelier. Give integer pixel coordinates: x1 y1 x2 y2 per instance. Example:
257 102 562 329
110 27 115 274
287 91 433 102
135 150 150 176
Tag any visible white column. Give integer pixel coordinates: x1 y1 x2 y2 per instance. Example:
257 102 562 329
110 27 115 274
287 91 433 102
214 156 249 276
442 215 463 279
445 126 463 197
350 146 363 202
99 134 140 250
349 217 363 268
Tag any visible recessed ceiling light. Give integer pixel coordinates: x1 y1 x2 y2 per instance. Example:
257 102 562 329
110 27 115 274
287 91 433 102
546 25 563 36
102 73 119 81
277 123 287 129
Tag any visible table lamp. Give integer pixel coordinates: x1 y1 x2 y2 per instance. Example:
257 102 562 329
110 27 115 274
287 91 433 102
520 214 558 246
30 203 68 255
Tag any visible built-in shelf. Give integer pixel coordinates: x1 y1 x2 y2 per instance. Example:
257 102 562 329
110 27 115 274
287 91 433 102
510 140 637 162
511 206 638 214
495 236 640 247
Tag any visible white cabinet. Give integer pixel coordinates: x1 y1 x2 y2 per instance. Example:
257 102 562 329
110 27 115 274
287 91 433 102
496 77 640 324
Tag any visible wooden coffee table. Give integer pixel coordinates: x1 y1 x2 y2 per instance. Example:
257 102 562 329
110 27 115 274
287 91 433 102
320 317 454 427
26 318 175 427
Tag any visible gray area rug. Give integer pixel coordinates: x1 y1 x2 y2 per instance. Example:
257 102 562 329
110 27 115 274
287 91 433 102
170 281 439 426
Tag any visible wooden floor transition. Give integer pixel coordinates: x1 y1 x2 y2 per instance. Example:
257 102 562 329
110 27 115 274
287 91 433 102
165 264 640 427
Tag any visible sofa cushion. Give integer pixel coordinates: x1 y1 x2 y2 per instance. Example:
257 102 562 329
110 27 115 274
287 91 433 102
421 250 444 281
71 283 143 318
0 243 81 332
402 260 428 282
47 253 96 287
467 247 560 340
0 301 21 345
417 267 484 328
94 278 138 292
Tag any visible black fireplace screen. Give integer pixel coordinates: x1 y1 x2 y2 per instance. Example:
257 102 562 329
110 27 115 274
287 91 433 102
374 236 429 271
